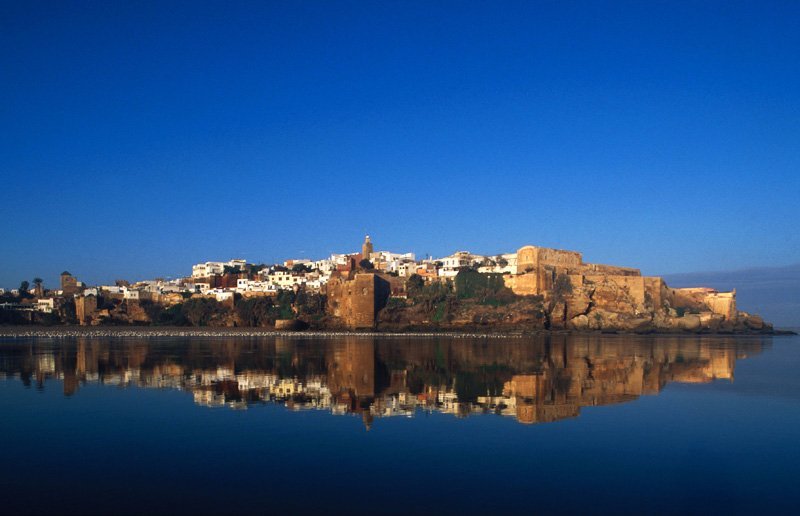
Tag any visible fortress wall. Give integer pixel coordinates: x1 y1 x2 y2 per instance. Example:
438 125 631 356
516 246 538 273
351 274 377 328
327 273 390 328
582 263 641 276
517 245 583 273
619 276 646 306
485 243 742 325
671 288 711 310
537 247 583 268
75 296 97 325
585 274 647 306
704 292 737 320
503 272 539 296
643 277 667 308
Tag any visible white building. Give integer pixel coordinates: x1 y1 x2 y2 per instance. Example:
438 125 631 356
123 289 141 300
371 251 416 264
267 270 307 290
284 258 312 268
330 253 355 266
191 259 248 278
37 298 55 313
191 283 211 294
436 251 485 278
399 262 431 277
236 279 277 294
192 262 224 278
477 253 518 275
207 289 234 303
312 259 335 273
304 279 326 291
215 291 234 303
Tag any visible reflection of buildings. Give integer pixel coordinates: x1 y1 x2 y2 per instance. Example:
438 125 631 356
0 335 767 427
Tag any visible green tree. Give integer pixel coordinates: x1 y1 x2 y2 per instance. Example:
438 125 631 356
358 259 374 270
32 277 44 296
275 290 296 319
181 298 225 326
407 274 425 295
158 304 188 325
140 300 163 323
292 263 311 273
455 270 513 305
408 280 455 318
61 297 77 324
223 265 241 275
236 297 277 326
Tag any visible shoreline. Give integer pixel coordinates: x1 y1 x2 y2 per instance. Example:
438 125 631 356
0 325 792 339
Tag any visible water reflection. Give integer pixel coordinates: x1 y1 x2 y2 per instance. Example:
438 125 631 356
0 335 767 427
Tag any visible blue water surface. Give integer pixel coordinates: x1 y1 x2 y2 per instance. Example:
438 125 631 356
0 334 797 515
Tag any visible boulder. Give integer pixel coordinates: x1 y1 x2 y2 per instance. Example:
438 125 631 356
566 288 593 320
678 314 702 331
275 319 308 331
569 314 590 330
743 314 764 330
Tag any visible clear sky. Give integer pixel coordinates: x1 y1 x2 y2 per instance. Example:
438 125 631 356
1 0 798 289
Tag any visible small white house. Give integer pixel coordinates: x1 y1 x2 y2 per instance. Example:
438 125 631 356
37 298 55 313
123 289 141 300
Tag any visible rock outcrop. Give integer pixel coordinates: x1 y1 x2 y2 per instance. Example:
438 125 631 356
500 245 771 333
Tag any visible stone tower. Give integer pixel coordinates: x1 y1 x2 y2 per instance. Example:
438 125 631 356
362 235 373 260
61 271 79 296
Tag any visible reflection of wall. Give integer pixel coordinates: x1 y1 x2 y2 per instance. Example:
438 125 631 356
327 338 375 399
0 335 765 426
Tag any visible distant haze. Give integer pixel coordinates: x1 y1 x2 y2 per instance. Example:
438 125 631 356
663 264 800 328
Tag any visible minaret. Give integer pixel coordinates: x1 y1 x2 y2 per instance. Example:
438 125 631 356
362 235 373 260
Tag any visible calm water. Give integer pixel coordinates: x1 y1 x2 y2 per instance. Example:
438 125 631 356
1 334 798 515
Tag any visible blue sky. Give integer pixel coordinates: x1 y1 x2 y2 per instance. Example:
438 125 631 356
1 1 798 288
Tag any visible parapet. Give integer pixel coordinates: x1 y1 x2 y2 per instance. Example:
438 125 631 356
517 245 583 273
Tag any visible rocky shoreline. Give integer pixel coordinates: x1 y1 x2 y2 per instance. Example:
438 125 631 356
0 325 791 339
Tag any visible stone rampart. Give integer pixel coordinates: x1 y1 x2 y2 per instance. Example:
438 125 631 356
326 273 391 329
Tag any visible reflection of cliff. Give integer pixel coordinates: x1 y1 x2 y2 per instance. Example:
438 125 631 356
0 336 767 427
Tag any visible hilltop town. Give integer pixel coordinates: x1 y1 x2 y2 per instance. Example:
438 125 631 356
0 236 773 333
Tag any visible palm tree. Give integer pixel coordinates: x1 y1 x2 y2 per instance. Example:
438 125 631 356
32 277 44 298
